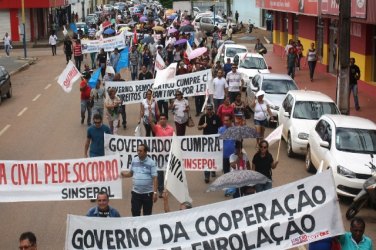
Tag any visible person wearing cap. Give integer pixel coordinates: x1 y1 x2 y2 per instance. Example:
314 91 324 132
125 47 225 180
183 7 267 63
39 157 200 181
226 64 244 103
198 103 222 183
80 72 92 126
229 141 251 198
250 90 273 146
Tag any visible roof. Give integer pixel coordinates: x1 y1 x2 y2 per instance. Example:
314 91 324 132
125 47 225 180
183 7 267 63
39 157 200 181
324 114 376 130
287 90 335 102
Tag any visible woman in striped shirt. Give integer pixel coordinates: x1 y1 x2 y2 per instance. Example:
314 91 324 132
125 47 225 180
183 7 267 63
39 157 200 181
73 39 83 71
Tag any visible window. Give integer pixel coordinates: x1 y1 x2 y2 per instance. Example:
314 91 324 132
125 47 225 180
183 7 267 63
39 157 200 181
293 101 339 120
336 128 376 153
226 47 247 57
261 79 298 94
240 57 267 70
282 94 293 113
315 120 332 143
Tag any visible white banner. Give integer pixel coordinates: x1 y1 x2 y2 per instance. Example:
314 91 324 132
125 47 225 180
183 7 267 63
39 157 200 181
154 62 177 88
57 61 81 93
265 124 283 147
65 171 345 250
104 134 223 171
0 155 122 202
106 69 211 104
81 33 126 54
155 52 166 71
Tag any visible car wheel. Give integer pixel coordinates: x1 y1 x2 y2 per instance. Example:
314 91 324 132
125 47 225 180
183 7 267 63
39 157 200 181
287 133 295 158
305 147 315 173
6 84 12 98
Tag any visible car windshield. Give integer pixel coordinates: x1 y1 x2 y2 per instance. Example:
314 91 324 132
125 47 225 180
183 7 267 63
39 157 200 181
226 48 247 57
240 57 267 69
76 23 86 28
336 128 376 153
293 101 339 119
261 80 298 94
214 17 225 23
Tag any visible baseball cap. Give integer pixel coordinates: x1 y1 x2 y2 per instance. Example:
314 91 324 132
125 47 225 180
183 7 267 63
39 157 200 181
206 103 213 109
256 90 265 97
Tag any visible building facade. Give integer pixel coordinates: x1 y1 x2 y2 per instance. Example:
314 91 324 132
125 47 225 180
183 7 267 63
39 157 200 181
256 0 376 86
0 0 68 42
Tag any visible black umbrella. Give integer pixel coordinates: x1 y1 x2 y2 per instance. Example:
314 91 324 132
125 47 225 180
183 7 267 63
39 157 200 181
219 126 259 141
179 25 195 33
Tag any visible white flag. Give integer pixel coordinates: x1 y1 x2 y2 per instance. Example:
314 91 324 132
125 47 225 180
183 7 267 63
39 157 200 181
165 135 192 204
265 124 283 146
155 52 166 71
154 62 177 88
186 41 192 56
63 25 68 36
57 61 81 93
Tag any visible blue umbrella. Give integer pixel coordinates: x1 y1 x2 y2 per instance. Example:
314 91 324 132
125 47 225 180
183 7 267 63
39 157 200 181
141 36 155 44
167 15 177 20
140 16 148 22
103 28 115 35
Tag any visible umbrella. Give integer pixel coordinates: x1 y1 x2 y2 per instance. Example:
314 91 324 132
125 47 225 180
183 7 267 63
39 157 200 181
206 170 271 192
119 26 130 32
168 27 178 34
180 20 191 26
140 16 148 22
179 25 195 33
167 15 177 20
141 36 155 44
219 126 259 140
152 26 165 32
188 47 207 60
102 21 112 29
174 38 187 46
103 28 115 35
126 21 137 26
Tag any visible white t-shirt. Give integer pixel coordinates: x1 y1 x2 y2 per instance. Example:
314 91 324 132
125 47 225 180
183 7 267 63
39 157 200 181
173 98 189 124
3 36 11 46
254 100 270 121
142 98 157 124
226 72 242 92
213 77 228 99
49 35 58 45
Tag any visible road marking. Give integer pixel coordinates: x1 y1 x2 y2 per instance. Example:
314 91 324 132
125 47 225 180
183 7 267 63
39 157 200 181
17 107 28 117
0 124 10 137
44 84 52 89
54 75 59 81
32 94 41 102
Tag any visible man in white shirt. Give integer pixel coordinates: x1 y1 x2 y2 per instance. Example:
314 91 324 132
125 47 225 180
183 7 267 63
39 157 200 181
212 69 228 112
3 32 12 57
48 31 58 56
225 64 244 103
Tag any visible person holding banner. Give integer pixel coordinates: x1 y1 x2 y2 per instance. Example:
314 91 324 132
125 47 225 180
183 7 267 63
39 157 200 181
63 35 73 64
170 90 190 136
252 140 278 192
105 88 122 134
85 113 111 158
121 144 158 216
90 80 106 122
129 45 140 81
80 73 92 126
19 231 37 250
140 89 160 137
97 48 107 78
86 191 121 217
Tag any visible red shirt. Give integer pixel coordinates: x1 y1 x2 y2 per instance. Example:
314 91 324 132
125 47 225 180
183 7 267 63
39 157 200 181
217 104 235 122
154 124 174 137
74 43 82 56
80 80 91 100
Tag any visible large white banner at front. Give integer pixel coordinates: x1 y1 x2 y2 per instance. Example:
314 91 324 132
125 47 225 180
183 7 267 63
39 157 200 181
65 171 345 250
104 134 223 171
81 33 126 53
106 69 211 104
0 155 122 202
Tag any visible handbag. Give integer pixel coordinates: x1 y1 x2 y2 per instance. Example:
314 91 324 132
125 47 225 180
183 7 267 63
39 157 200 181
187 116 195 127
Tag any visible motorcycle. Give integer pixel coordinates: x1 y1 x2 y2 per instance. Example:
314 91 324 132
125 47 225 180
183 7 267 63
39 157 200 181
346 154 376 219
248 19 255 33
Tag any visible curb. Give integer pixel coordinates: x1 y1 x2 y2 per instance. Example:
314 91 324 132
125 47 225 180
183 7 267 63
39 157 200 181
9 58 37 76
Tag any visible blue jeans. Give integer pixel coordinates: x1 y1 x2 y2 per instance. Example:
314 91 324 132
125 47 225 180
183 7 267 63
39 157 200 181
130 65 138 81
255 181 272 193
350 84 359 109
81 100 92 125
5 45 10 56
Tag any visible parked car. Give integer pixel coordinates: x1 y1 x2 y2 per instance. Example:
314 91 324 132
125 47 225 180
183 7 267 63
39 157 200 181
246 73 298 124
0 66 12 105
306 114 376 197
199 16 229 34
237 53 271 89
103 4 114 11
278 90 340 157
215 44 248 64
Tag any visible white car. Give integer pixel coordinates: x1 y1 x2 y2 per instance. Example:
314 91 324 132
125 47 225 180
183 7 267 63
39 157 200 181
103 4 114 11
306 114 376 197
278 90 340 157
215 44 248 64
246 73 298 123
237 53 271 88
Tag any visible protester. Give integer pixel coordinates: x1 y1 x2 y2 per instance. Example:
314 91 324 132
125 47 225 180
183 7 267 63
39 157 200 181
104 87 122 134
170 90 189 136
97 48 107 78
305 42 318 82
229 141 251 198
138 65 153 80
250 90 273 146
90 79 106 122
235 11 239 23
231 93 246 114
73 39 83 71
19 231 37 250
212 69 228 112
63 35 73 64
112 73 127 129
121 144 158 216
252 140 278 192
287 44 297 79
149 113 174 198
349 57 361 111
110 48 120 71
226 64 244 103
84 113 111 158
129 45 140 80
198 103 222 183
140 89 159 137
162 190 192 212
254 38 267 56
80 72 92 126
86 191 120 217
296 39 304 70
217 95 234 123
3 32 12 57
223 58 232 77
48 31 58 56
339 217 373 249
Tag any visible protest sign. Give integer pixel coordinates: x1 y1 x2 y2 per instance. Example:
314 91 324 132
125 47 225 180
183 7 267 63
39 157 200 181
57 61 81 93
0 155 122 202
81 33 126 54
65 171 344 250
154 62 177 88
106 69 211 104
104 134 223 171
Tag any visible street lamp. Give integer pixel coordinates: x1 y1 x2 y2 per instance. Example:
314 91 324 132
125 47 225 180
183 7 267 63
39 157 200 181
21 0 27 58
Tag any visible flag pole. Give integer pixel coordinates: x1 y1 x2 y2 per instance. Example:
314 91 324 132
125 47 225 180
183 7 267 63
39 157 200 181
276 138 282 161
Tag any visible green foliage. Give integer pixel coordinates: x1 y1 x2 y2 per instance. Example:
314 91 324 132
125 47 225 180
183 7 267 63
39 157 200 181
160 0 173 9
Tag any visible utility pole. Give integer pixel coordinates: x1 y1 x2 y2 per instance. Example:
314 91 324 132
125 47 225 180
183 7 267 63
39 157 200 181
21 0 27 58
336 0 351 115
